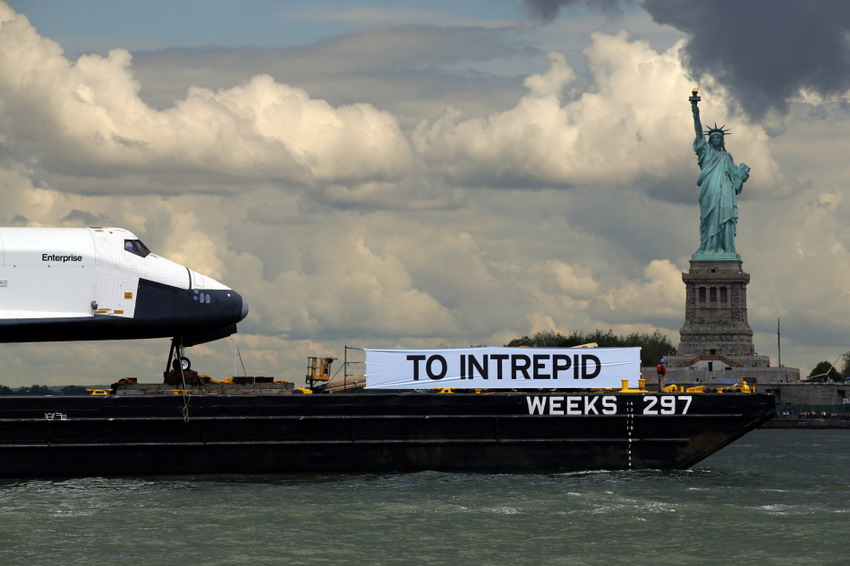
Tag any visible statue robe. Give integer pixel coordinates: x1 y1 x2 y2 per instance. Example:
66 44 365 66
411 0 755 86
694 136 748 255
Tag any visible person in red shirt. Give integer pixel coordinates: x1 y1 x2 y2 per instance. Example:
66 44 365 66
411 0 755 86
656 358 667 391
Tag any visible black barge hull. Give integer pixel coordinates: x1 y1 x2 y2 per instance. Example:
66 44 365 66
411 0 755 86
0 392 775 477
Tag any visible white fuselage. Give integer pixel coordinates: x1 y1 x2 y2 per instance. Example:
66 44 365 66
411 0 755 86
0 227 247 345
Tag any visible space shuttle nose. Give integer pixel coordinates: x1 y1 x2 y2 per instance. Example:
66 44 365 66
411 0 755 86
239 296 249 321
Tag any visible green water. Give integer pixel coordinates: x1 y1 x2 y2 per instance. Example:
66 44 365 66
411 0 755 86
1 429 848 565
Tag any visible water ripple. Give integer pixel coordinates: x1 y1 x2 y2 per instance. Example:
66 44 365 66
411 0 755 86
0 430 848 566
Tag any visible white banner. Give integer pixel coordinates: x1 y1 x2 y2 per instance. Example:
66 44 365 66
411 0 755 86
365 347 641 389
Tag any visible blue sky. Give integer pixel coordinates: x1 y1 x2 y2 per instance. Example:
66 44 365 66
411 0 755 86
2 1 850 384
11 1 529 51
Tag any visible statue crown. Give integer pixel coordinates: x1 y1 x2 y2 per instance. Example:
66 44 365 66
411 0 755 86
704 122 731 137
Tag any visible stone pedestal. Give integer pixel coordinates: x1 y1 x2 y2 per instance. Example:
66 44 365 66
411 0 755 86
652 258 801 386
678 259 755 357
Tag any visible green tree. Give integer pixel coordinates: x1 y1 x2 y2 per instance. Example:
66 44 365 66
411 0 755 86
16 384 53 395
0 385 12 395
807 361 841 382
505 329 676 367
60 385 89 395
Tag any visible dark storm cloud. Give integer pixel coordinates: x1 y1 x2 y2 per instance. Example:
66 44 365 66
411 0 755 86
643 0 850 119
527 0 850 119
523 0 631 22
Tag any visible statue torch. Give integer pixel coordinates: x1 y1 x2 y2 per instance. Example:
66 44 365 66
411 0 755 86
689 88 701 104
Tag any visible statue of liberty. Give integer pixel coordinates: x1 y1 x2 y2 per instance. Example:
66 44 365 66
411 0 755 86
689 89 750 260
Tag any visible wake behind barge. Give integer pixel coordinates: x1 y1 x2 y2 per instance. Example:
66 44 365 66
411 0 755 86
0 373 774 477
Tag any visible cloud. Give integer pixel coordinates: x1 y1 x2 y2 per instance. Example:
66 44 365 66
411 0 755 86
254 230 460 340
524 0 632 22
526 1 850 120
413 32 786 199
644 0 850 119
589 259 684 326
0 5 787 202
129 25 535 126
548 260 599 298
0 7 417 196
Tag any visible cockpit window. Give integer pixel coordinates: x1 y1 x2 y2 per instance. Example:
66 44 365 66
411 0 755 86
124 239 151 258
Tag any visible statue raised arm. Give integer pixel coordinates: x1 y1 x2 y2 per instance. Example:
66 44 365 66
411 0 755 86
688 89 750 260
691 89 703 140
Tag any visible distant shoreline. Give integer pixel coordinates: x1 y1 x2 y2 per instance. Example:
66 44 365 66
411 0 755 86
762 418 850 429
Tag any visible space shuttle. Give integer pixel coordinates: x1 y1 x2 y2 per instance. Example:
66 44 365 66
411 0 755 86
0 227 248 368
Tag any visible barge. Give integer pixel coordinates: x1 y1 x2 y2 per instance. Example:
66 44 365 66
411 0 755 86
0 227 775 477
0 376 774 477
